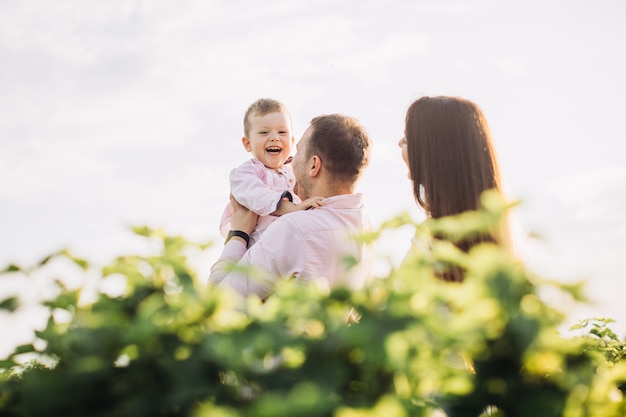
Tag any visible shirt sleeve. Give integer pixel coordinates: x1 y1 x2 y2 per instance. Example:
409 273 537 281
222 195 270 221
230 163 287 216
208 217 305 299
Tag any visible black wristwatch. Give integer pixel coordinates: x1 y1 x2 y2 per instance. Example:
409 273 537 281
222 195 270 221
225 230 250 248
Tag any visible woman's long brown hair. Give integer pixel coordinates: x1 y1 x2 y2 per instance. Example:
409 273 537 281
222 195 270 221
405 96 510 281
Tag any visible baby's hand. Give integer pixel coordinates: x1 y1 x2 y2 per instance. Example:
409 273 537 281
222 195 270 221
273 196 325 216
299 196 325 210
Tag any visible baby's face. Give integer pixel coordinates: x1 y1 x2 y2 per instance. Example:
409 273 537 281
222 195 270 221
242 111 294 169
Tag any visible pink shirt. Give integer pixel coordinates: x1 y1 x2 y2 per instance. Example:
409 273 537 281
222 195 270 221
220 158 298 246
210 193 373 300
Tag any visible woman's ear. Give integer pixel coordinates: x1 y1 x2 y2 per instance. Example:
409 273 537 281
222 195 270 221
241 136 252 152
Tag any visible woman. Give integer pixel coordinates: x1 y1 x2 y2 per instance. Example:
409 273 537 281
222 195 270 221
399 96 512 282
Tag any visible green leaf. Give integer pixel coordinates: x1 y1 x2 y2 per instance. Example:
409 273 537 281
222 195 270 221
1 264 22 274
0 297 19 312
132 225 154 237
37 249 67 267
60 249 90 270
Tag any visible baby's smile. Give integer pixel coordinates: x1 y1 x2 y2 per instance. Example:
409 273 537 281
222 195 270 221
266 146 282 154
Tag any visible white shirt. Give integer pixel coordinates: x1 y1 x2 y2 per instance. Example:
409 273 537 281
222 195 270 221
210 193 373 300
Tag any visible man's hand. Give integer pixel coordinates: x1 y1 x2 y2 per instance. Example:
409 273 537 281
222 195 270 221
229 194 258 236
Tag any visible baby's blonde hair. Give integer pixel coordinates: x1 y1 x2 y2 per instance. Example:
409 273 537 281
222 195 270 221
243 98 290 137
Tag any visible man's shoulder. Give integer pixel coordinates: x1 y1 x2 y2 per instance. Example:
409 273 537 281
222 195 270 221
270 209 313 228
271 204 369 233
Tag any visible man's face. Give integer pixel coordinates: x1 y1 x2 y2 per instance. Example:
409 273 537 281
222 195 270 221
291 126 313 200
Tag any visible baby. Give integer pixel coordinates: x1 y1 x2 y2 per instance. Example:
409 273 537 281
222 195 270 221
220 98 323 246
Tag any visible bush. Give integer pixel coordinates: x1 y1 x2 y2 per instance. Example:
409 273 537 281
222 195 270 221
1 194 625 416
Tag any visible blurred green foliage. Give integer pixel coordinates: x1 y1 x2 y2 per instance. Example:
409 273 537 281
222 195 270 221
1 195 625 416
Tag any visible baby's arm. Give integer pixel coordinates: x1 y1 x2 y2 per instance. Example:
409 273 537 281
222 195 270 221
230 162 286 216
272 196 325 216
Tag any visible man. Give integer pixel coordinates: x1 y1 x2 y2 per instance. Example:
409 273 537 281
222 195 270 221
209 114 373 300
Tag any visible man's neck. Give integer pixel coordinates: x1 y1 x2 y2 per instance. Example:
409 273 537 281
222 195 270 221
312 182 354 198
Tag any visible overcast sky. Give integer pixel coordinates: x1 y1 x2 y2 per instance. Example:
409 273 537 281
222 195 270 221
1 0 625 356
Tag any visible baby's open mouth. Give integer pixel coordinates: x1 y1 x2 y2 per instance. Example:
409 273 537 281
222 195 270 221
266 147 282 154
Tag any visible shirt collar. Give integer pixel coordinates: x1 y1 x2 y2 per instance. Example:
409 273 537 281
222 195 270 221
320 193 364 209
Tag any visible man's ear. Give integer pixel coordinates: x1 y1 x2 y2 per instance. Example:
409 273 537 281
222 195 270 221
241 137 252 152
310 155 322 177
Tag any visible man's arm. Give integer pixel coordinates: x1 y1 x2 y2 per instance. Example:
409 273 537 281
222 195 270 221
209 194 257 285
209 195 304 299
